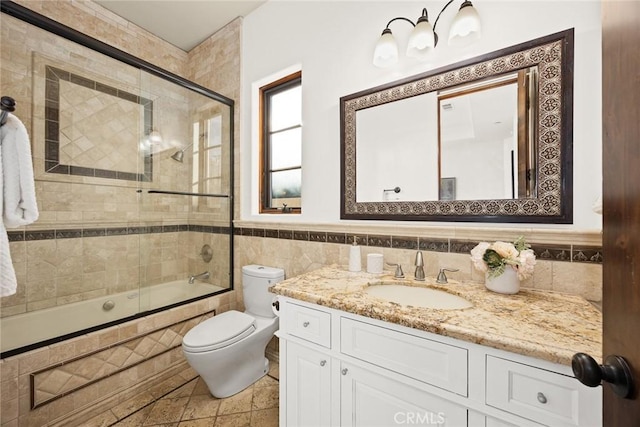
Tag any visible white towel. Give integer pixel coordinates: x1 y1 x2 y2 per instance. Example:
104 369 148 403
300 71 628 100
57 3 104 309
1 113 39 297
1 113 39 227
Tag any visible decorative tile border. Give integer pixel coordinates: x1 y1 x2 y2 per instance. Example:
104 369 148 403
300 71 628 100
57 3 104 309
30 309 215 408
7 224 231 242
44 65 153 182
235 227 603 264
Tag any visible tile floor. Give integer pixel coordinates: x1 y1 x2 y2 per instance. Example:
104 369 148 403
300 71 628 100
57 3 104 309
86 363 279 427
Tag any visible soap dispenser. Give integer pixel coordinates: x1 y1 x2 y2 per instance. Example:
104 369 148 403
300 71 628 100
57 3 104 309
348 236 362 272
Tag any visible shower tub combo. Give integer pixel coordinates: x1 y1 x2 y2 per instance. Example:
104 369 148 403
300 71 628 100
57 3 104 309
0 279 223 354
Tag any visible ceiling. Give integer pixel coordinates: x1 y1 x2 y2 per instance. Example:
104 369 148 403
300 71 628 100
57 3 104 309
94 0 267 51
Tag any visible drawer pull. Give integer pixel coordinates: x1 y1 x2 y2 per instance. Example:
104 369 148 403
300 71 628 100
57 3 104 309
341 368 348 376
537 392 547 404
320 360 326 367
303 321 310 327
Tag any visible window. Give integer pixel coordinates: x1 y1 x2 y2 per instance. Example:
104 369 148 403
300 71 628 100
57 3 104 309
260 71 302 213
192 114 224 209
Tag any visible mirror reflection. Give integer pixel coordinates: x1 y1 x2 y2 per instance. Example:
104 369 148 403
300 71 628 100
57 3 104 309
439 68 538 201
356 69 538 203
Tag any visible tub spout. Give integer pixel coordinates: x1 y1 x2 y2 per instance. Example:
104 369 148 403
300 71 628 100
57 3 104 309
188 271 210 284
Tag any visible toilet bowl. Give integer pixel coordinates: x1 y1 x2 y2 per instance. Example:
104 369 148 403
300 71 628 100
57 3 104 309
182 265 284 398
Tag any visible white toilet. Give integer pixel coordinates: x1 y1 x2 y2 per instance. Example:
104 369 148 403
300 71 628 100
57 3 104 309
182 264 284 398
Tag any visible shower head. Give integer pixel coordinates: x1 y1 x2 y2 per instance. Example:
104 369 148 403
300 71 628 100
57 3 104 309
171 150 185 162
170 142 194 162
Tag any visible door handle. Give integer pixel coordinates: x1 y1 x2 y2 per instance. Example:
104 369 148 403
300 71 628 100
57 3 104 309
572 352 634 398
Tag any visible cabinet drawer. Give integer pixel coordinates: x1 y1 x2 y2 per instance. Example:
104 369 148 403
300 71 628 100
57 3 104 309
486 356 601 427
340 317 468 395
285 302 331 348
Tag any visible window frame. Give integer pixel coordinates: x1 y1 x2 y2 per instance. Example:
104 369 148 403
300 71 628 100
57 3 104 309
259 71 302 214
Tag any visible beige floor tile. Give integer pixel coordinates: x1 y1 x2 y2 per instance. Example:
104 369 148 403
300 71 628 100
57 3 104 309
143 397 189 425
88 363 279 426
267 363 279 381
181 394 221 420
250 408 278 427
165 380 197 399
112 405 154 426
251 385 278 410
178 418 217 427
111 391 156 419
217 387 253 416
214 412 251 427
191 378 211 396
82 410 119 427
148 376 190 399
253 374 278 388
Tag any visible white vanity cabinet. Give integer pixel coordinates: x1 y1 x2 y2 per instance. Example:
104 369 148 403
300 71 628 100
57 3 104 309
284 340 332 426
278 297 602 427
339 361 468 426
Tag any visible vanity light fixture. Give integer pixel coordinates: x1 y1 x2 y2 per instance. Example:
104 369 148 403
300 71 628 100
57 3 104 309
373 0 481 68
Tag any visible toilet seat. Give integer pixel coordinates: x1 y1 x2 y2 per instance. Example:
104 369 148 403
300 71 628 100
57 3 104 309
182 311 256 353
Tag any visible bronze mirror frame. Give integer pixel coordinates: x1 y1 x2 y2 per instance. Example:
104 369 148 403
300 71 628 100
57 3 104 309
340 29 574 223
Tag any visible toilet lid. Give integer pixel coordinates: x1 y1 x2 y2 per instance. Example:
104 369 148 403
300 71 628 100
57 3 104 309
182 311 256 353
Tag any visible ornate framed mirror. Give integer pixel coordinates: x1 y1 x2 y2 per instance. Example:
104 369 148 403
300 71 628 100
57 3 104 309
340 29 574 223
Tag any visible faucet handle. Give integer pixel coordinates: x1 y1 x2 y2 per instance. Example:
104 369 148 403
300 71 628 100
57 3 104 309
436 268 459 284
386 263 405 278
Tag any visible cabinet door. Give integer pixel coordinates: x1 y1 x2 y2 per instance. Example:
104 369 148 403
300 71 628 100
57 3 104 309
340 362 467 427
285 341 332 427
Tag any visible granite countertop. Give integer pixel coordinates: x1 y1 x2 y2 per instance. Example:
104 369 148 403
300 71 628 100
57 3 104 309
269 265 602 366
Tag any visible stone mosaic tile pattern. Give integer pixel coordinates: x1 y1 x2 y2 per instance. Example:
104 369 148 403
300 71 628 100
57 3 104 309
44 65 153 182
1 293 237 427
31 314 207 407
86 364 279 427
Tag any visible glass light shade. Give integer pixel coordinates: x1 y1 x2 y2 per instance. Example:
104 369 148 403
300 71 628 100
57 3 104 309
406 19 435 59
148 130 162 143
448 2 482 47
373 30 399 68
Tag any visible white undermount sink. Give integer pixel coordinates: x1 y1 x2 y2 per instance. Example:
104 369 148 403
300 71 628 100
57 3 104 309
365 284 473 310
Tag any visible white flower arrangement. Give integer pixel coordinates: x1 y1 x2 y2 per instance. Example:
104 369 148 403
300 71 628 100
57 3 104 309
470 236 536 280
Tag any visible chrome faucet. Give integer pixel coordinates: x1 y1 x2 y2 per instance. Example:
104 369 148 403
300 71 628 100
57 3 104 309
188 271 210 284
414 251 425 281
436 268 459 284
386 263 405 278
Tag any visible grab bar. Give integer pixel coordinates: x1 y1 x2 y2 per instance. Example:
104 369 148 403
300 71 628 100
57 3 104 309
139 189 229 198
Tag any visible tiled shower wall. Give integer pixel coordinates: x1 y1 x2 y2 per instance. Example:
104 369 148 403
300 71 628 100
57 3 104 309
1 1 242 426
1 7 233 316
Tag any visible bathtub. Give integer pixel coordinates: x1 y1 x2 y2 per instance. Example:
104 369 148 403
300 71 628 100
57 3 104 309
0 280 224 354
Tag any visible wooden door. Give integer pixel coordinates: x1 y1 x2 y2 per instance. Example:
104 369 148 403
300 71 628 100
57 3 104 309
602 0 640 423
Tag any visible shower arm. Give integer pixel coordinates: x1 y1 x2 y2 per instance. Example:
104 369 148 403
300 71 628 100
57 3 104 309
176 142 194 154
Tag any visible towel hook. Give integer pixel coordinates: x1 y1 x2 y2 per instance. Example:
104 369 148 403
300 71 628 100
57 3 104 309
0 96 16 127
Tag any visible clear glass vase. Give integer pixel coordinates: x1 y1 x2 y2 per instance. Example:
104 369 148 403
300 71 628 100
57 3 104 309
485 267 520 294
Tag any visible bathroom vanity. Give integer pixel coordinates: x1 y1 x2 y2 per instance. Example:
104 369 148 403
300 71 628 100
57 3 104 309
270 266 602 427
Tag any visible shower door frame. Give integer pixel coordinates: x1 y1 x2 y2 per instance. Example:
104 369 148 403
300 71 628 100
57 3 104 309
0 0 235 358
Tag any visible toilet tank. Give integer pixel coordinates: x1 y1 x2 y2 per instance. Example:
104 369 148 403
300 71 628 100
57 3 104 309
242 265 285 318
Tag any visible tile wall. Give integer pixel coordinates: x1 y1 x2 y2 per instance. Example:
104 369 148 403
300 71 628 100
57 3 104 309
234 221 603 304
1 1 243 426
1 6 234 316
